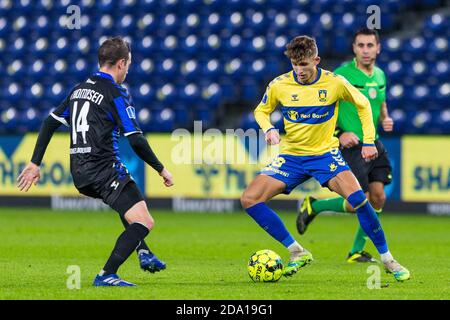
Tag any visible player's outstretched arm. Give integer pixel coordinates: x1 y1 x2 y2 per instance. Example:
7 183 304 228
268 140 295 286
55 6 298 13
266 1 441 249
17 115 62 192
127 133 173 187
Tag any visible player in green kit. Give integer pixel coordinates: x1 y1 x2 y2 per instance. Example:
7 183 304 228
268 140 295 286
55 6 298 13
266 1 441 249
296 28 395 263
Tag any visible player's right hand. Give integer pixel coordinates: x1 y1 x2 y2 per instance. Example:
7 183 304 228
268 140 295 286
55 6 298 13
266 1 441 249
339 132 360 148
159 168 174 187
265 129 280 145
17 162 41 192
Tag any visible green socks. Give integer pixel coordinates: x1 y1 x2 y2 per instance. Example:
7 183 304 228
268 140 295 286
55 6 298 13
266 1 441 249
311 197 346 214
350 226 369 254
312 197 383 254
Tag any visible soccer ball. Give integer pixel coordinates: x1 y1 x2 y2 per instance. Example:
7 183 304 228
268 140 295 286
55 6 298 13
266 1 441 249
247 249 284 282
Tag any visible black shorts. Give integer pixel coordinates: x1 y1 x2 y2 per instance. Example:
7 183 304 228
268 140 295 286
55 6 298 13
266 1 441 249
77 169 144 216
340 140 392 192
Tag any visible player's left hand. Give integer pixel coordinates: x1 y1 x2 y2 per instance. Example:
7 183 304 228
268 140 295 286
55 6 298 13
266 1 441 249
382 116 394 132
361 146 378 162
17 162 41 192
159 168 174 187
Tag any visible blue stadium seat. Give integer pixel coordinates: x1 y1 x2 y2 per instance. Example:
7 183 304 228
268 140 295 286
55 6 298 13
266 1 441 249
406 60 428 84
161 13 180 34
202 59 221 79
46 82 66 106
408 110 432 134
270 12 289 35
431 60 449 83
385 60 404 83
403 37 427 61
390 109 407 134
132 83 155 109
182 13 201 33
411 85 431 108
155 58 177 78
0 106 19 132
180 59 200 81
4 82 22 104
224 58 245 80
201 83 222 108
137 107 152 132
6 60 27 81
222 34 243 56
382 37 403 60
160 35 179 56
387 84 405 110
288 12 313 37
137 13 158 35
428 37 449 60
434 83 450 106
432 109 450 134
245 11 268 34
424 13 449 38
181 35 202 56
25 83 44 105
156 83 178 105
180 83 201 104
19 107 41 132
206 31 222 52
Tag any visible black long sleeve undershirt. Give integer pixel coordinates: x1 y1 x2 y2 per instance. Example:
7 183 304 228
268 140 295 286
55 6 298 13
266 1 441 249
127 133 164 173
31 115 62 166
31 116 164 173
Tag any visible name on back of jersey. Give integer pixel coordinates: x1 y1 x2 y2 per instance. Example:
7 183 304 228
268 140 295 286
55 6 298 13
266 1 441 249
70 88 104 105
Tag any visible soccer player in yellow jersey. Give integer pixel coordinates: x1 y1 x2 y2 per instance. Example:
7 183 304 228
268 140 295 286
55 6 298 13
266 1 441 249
240 36 410 281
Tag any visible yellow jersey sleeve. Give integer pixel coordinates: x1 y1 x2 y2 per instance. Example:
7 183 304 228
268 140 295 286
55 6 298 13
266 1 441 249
254 83 278 133
338 76 376 144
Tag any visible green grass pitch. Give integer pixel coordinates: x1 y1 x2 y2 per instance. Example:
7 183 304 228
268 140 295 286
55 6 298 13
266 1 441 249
0 208 449 300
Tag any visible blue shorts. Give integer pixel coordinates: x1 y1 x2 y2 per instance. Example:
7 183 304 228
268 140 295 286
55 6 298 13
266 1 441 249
260 148 350 194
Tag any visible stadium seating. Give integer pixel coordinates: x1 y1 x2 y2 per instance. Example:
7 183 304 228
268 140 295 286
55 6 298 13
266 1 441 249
0 0 448 134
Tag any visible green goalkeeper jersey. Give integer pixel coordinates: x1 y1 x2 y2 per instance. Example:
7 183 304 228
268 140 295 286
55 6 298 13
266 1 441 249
335 58 386 141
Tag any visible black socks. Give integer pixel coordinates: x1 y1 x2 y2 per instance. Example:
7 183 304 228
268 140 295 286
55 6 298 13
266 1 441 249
102 223 149 275
119 214 152 254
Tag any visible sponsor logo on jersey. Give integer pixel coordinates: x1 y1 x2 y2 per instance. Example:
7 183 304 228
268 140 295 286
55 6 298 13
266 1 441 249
291 94 299 101
287 110 299 120
126 106 136 119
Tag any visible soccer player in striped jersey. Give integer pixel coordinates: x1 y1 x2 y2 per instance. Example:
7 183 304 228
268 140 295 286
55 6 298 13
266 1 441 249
241 35 409 281
17 37 173 286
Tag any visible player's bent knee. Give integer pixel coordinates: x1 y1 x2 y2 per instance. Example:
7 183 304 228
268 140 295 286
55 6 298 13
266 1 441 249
143 215 155 230
370 194 386 211
132 216 153 231
240 192 259 209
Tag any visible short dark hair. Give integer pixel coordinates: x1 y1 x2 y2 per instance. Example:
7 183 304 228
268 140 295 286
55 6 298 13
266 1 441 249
98 37 131 67
352 28 380 44
284 35 318 62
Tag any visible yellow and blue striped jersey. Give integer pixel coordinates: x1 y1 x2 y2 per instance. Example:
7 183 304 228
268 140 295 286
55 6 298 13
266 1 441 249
254 68 375 156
